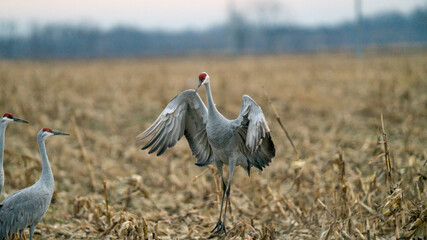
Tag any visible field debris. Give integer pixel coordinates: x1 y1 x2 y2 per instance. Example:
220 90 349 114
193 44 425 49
0 53 425 239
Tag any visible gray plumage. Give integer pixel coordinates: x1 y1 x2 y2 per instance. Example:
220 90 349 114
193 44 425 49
137 89 214 165
137 72 275 235
0 114 28 196
0 128 69 240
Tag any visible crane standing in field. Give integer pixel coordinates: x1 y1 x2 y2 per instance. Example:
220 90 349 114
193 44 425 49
137 72 275 235
0 128 69 240
0 113 29 196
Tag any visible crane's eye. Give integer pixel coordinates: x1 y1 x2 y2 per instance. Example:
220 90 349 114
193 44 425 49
43 128 52 133
199 73 207 81
3 113 13 119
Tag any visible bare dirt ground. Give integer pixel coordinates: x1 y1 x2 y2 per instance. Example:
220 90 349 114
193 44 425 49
0 52 426 239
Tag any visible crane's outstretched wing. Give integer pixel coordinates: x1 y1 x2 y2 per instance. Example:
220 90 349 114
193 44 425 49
137 89 214 166
234 95 275 172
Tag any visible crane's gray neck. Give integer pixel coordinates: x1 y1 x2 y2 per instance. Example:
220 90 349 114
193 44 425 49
0 124 7 193
0 124 7 164
37 136 54 188
205 83 220 117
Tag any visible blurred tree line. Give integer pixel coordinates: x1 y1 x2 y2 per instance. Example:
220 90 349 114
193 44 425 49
0 8 426 59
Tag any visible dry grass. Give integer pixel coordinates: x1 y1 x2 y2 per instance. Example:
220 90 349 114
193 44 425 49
0 52 426 239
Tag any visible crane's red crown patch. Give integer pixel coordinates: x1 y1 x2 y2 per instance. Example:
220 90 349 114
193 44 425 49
199 72 207 81
43 128 52 133
3 113 13 119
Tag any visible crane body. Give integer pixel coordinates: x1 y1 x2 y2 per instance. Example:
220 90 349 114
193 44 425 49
137 72 275 235
0 128 69 240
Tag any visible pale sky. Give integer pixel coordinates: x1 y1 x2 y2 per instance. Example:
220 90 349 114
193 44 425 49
1 0 425 32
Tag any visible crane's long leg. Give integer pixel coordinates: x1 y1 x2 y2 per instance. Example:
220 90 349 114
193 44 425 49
211 162 227 233
29 225 36 240
220 160 236 234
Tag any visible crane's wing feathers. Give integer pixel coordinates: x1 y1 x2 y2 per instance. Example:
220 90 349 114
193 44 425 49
235 95 275 171
137 89 214 166
0 187 51 239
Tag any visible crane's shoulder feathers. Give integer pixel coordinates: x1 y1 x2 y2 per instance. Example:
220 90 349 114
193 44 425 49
164 90 204 113
1 185 51 210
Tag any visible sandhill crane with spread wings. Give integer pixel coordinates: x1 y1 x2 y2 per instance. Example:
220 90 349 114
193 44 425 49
137 72 275 235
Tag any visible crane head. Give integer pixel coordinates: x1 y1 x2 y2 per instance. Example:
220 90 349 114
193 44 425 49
1 113 29 124
39 128 70 139
196 72 210 92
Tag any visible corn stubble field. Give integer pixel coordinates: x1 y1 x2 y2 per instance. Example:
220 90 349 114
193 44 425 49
0 52 426 239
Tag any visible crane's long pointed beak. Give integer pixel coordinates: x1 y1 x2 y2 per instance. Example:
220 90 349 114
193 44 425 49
12 117 29 123
196 81 202 92
53 131 70 136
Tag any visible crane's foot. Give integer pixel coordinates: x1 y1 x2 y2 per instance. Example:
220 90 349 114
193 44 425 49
210 219 227 236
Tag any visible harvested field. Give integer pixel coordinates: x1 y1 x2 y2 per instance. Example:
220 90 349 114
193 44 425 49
0 52 426 239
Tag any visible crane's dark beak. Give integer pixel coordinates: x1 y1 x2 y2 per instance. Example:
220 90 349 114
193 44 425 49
52 131 70 136
12 117 29 123
196 81 202 92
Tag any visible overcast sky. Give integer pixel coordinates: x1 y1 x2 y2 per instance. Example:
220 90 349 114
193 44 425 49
1 0 425 31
